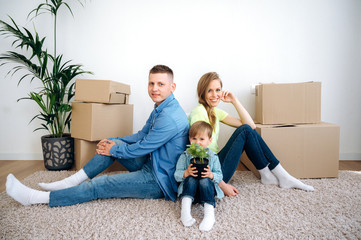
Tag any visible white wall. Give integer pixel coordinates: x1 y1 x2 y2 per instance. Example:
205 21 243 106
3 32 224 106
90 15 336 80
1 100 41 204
0 0 360 160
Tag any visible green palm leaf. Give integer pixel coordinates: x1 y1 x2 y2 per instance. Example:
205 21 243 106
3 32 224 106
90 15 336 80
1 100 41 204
0 0 91 138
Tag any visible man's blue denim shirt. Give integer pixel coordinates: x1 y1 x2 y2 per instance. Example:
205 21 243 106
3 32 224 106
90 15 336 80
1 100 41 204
108 93 189 201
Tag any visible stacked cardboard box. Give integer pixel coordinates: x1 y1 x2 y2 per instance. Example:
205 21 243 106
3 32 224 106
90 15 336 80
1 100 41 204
71 79 133 171
241 82 340 178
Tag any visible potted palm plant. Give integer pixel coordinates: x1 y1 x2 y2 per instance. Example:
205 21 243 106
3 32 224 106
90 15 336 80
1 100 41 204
186 142 210 179
0 0 91 170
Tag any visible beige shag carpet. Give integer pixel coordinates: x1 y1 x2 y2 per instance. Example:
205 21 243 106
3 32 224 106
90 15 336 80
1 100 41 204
1 170 360 240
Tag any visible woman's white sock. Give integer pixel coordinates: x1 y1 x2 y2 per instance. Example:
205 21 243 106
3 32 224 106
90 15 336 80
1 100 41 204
199 203 215 231
6 174 49 206
38 169 88 191
272 164 315 191
259 165 279 185
181 197 196 227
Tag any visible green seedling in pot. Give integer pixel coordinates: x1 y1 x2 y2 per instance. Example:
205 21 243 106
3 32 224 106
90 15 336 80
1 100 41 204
186 142 209 164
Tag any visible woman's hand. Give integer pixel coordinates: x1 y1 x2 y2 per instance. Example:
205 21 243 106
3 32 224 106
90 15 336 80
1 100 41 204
96 139 115 156
221 90 237 104
218 181 239 197
201 165 214 179
184 164 198 178
220 90 257 129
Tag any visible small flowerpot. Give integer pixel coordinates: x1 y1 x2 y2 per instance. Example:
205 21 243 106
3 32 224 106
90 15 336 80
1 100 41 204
41 134 74 170
191 157 209 179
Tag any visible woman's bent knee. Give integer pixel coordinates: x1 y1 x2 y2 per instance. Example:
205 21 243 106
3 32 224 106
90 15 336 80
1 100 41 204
234 124 254 136
237 124 253 132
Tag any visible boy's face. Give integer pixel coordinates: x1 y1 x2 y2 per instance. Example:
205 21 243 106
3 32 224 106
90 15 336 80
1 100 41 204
189 131 212 148
148 73 176 106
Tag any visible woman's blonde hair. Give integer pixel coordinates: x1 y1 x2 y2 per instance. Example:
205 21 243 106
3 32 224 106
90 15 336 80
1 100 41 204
197 72 223 128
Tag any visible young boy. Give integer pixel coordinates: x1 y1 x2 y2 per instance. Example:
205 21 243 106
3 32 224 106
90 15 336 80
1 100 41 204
174 121 224 231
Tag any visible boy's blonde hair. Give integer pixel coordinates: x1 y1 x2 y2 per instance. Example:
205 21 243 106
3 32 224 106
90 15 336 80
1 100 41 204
189 121 213 139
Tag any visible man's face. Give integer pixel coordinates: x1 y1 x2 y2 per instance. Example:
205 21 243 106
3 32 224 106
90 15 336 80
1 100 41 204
148 73 175 105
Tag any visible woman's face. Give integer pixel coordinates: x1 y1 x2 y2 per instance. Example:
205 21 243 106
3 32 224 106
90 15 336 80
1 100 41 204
205 79 222 108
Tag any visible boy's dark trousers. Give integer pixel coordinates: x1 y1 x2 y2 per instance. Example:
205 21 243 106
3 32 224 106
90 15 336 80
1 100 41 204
181 176 215 207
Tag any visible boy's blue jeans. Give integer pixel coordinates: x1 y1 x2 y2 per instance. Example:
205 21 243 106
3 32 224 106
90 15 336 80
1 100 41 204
181 176 216 207
49 140 164 207
218 124 280 183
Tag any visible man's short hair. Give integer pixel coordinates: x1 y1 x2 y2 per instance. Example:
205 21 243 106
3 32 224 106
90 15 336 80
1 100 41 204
149 65 174 81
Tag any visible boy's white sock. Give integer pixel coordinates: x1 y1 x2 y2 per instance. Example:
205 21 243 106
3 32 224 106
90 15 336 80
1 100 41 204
38 169 88 191
259 165 279 185
6 174 49 206
199 203 215 231
272 164 315 191
181 197 196 227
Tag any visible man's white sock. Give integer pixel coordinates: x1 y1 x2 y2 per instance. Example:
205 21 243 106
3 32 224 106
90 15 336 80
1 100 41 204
199 203 215 231
38 169 88 191
272 164 315 191
6 174 49 206
259 165 279 185
181 197 196 227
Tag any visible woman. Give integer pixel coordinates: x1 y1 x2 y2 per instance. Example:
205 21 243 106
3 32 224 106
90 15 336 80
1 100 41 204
188 72 314 196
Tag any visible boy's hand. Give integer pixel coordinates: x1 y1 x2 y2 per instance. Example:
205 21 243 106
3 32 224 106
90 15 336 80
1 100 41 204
184 164 198 178
201 165 214 179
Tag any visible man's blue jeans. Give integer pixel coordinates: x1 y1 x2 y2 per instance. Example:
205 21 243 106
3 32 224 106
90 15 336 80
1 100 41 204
181 176 216 207
218 124 280 183
49 141 164 207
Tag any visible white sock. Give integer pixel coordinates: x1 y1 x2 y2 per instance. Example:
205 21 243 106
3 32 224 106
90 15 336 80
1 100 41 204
181 197 196 227
259 165 279 185
38 169 88 191
272 164 315 191
199 203 215 231
6 174 49 206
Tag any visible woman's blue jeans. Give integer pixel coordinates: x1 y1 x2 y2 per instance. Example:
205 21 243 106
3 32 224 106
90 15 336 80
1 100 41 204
218 124 280 183
181 176 216 207
49 141 164 207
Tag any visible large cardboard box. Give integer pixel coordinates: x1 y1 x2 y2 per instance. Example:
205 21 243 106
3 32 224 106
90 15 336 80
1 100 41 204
256 82 321 124
75 79 131 104
71 102 133 141
240 122 340 179
74 139 127 172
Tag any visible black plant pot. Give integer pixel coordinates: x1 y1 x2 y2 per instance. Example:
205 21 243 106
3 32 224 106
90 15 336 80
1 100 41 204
191 158 209 179
41 134 74 170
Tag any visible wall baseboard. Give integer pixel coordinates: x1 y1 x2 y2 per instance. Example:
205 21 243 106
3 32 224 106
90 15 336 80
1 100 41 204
339 153 361 161
0 153 43 160
1 153 360 161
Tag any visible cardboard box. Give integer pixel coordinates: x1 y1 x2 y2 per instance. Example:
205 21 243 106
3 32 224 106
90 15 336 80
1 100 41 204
256 82 321 124
71 102 133 141
75 79 131 104
74 139 127 172
240 122 340 179
240 152 261 178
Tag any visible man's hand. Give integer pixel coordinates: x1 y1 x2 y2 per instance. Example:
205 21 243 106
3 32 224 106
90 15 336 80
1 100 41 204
184 164 198 178
96 139 115 156
201 165 214 179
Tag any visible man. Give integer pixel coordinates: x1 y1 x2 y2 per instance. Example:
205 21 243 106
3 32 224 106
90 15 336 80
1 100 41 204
6 65 189 207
